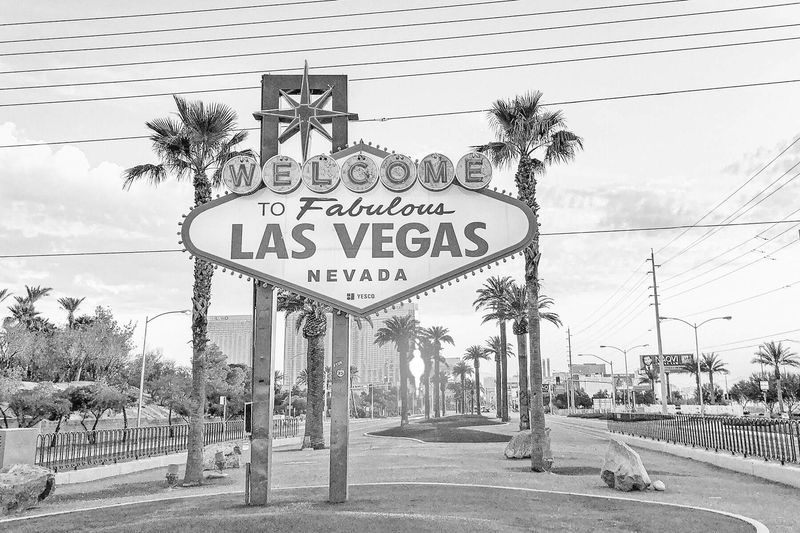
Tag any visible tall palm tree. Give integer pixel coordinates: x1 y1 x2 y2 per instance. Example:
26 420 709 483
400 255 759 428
484 336 514 416
505 282 562 430
57 297 85 329
476 91 582 471
451 361 473 414
417 337 434 419
700 353 728 405
474 275 513 421
462 346 489 415
375 314 420 426
123 95 251 485
277 292 329 449
420 326 454 418
753 341 800 414
432 369 450 416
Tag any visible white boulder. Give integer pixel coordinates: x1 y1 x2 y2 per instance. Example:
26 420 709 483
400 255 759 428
504 428 553 469
600 440 651 492
653 480 666 491
0 464 56 516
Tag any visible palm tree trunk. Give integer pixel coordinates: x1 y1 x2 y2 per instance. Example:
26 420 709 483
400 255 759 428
303 334 326 449
400 347 409 426
775 364 784 415
461 377 466 413
183 256 213 485
494 354 502 418
423 374 431 419
474 360 482 414
500 320 509 421
708 371 715 405
516 156 549 472
433 346 441 418
517 333 530 431
183 172 214 486
441 384 446 416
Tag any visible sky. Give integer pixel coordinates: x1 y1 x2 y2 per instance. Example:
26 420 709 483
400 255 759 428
1 0 800 394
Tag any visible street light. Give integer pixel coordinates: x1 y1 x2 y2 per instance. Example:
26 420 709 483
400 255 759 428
578 353 615 411
660 315 732 416
600 343 649 410
136 309 191 428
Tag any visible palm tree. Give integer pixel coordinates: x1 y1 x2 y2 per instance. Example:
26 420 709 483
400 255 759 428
420 326 454 418
476 91 582 471
432 369 450 416
700 353 728 405
484 335 514 416
462 345 489 415
417 337 433 419
349 365 359 418
296 369 308 387
277 292 329 449
474 275 513 421
505 282 562 430
375 314 420 426
57 297 85 329
123 95 251 485
753 341 800 414
451 361 473 414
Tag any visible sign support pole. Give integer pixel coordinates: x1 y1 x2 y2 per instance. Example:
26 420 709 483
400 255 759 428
248 282 276 505
329 311 350 503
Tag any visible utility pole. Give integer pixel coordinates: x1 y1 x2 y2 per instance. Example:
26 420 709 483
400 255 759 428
567 328 575 412
648 249 669 414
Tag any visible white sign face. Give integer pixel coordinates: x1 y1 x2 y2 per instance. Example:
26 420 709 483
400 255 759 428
182 181 535 316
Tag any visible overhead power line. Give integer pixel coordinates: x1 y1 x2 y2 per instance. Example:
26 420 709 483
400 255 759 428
4 36 800 109
3 218 800 259
5 23 796 93
571 261 647 334
706 328 800 349
2 2 795 58
3 77 800 149
0 0 683 44
683 279 800 317
0 0 340 26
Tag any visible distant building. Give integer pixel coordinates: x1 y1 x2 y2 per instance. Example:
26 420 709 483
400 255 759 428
207 315 252 366
283 302 417 389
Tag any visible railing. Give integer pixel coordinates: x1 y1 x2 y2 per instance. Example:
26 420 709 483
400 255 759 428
36 418 302 472
608 414 799 465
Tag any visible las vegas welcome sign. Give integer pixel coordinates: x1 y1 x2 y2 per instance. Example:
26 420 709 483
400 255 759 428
181 147 535 317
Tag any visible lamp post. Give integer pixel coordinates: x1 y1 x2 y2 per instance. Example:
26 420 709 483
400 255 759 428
600 343 649 411
660 315 732 416
578 353 615 411
136 309 190 428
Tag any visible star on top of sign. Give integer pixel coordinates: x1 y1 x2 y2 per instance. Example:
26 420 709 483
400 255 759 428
254 61 358 162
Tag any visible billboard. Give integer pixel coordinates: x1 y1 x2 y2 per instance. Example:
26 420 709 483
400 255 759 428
640 353 695 372
182 151 535 316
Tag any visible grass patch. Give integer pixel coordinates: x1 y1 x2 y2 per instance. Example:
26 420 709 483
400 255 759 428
371 415 510 443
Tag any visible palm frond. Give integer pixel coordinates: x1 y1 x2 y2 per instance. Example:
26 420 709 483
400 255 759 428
122 163 168 190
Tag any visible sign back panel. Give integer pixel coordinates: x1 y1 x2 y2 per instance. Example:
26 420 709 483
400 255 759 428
182 183 534 316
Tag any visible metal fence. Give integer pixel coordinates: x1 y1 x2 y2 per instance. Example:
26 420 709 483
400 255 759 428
36 418 302 472
608 414 799 465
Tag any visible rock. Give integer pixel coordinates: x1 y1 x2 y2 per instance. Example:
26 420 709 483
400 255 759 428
504 428 554 469
0 464 56 516
653 480 665 491
600 440 651 492
202 441 244 471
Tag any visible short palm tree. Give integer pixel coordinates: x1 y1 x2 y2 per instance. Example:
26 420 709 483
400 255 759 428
753 341 800 414
420 326 454 418
417 337 434 419
484 335 514 417
505 281 562 430
639 366 660 394
476 91 582 471
432 369 450 416
462 346 489 415
700 353 728 405
375 315 420 426
474 276 513 421
123 95 251 485
451 361 473 414
57 297 85 329
277 292 329 449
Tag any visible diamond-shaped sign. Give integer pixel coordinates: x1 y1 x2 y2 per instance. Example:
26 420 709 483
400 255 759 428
181 178 534 316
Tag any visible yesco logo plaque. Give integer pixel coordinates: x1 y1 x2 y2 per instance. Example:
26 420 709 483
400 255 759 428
182 149 535 316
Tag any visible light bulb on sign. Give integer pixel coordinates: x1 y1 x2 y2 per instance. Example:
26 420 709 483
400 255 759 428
409 348 425 385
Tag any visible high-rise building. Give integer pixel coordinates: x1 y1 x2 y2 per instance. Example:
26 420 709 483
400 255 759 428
283 302 417 389
207 315 252 366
